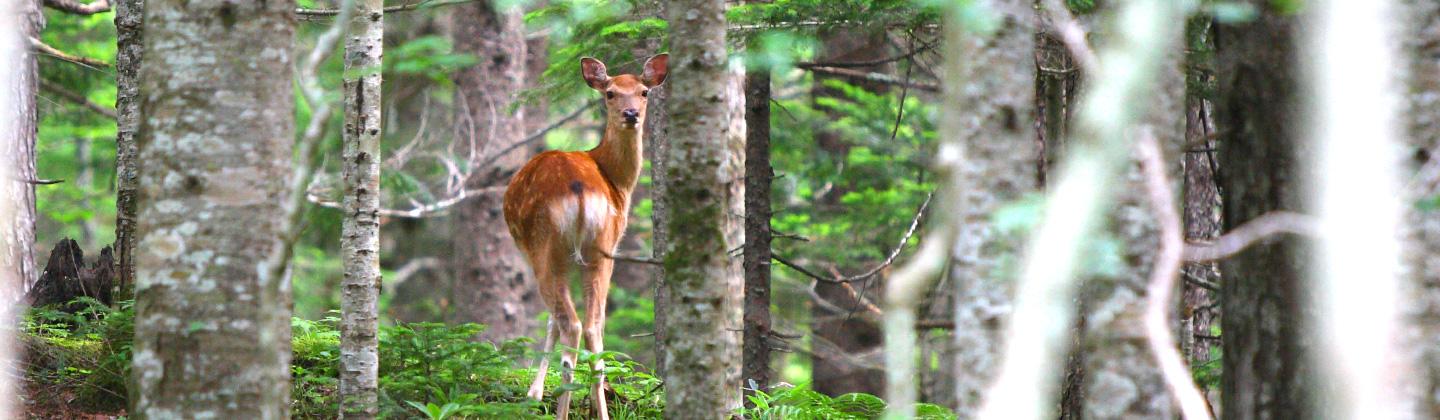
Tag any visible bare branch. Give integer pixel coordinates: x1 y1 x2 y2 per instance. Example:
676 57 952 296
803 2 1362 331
800 65 940 92
9 177 63 185
42 0 110 14
1136 130 1215 420
772 192 932 284
40 80 116 119
389 257 443 288
600 250 662 266
29 37 110 68
306 186 504 218
297 0 477 16
1181 211 1318 262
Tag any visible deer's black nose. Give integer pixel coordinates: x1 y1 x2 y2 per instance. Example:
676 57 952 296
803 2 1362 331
622 109 640 122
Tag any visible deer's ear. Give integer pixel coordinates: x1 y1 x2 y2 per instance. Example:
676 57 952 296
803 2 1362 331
580 57 609 90
642 54 668 87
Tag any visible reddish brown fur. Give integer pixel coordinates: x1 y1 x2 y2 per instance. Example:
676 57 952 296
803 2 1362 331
501 54 666 420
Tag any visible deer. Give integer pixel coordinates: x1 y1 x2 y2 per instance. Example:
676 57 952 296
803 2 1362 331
502 54 667 420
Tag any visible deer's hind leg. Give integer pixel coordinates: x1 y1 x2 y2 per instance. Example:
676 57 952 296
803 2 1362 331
521 241 583 420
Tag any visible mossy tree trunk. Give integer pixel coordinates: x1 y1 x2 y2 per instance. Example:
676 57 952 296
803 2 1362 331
661 0 737 417
339 0 383 416
129 0 297 416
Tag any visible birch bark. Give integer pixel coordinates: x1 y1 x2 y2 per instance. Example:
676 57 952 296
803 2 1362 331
339 0 383 416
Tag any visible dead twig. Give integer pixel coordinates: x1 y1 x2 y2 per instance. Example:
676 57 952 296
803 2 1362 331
40 80 117 119
29 37 111 68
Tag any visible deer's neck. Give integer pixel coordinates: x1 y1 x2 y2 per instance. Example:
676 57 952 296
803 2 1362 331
586 123 645 201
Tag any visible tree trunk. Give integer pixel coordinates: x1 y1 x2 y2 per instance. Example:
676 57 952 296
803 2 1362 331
7 0 40 293
646 0 672 378
1 8 28 416
129 0 297 415
722 55 746 407
1079 4 1186 418
661 0 735 417
449 0 540 341
112 0 143 298
742 61 773 401
1180 14 1221 407
1398 0 1440 417
339 0 383 416
947 1 1038 416
1213 4 1312 420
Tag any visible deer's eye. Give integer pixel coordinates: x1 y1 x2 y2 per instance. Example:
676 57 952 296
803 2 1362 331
606 91 615 99
641 89 649 97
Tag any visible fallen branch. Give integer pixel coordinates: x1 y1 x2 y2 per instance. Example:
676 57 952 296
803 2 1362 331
29 37 111 68
1136 130 1215 420
42 0 110 14
40 80 117 119
1181 211 1318 262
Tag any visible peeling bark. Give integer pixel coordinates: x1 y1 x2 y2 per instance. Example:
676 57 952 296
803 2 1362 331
129 0 297 415
338 0 383 416
661 0 737 417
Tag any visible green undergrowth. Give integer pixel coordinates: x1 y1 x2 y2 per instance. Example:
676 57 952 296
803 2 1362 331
21 299 956 419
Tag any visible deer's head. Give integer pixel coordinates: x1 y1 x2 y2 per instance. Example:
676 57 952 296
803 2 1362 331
581 54 668 130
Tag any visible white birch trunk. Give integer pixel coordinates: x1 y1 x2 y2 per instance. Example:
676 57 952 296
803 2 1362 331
339 0 383 417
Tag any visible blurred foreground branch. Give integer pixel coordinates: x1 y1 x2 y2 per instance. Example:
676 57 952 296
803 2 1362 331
1137 130 1215 420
